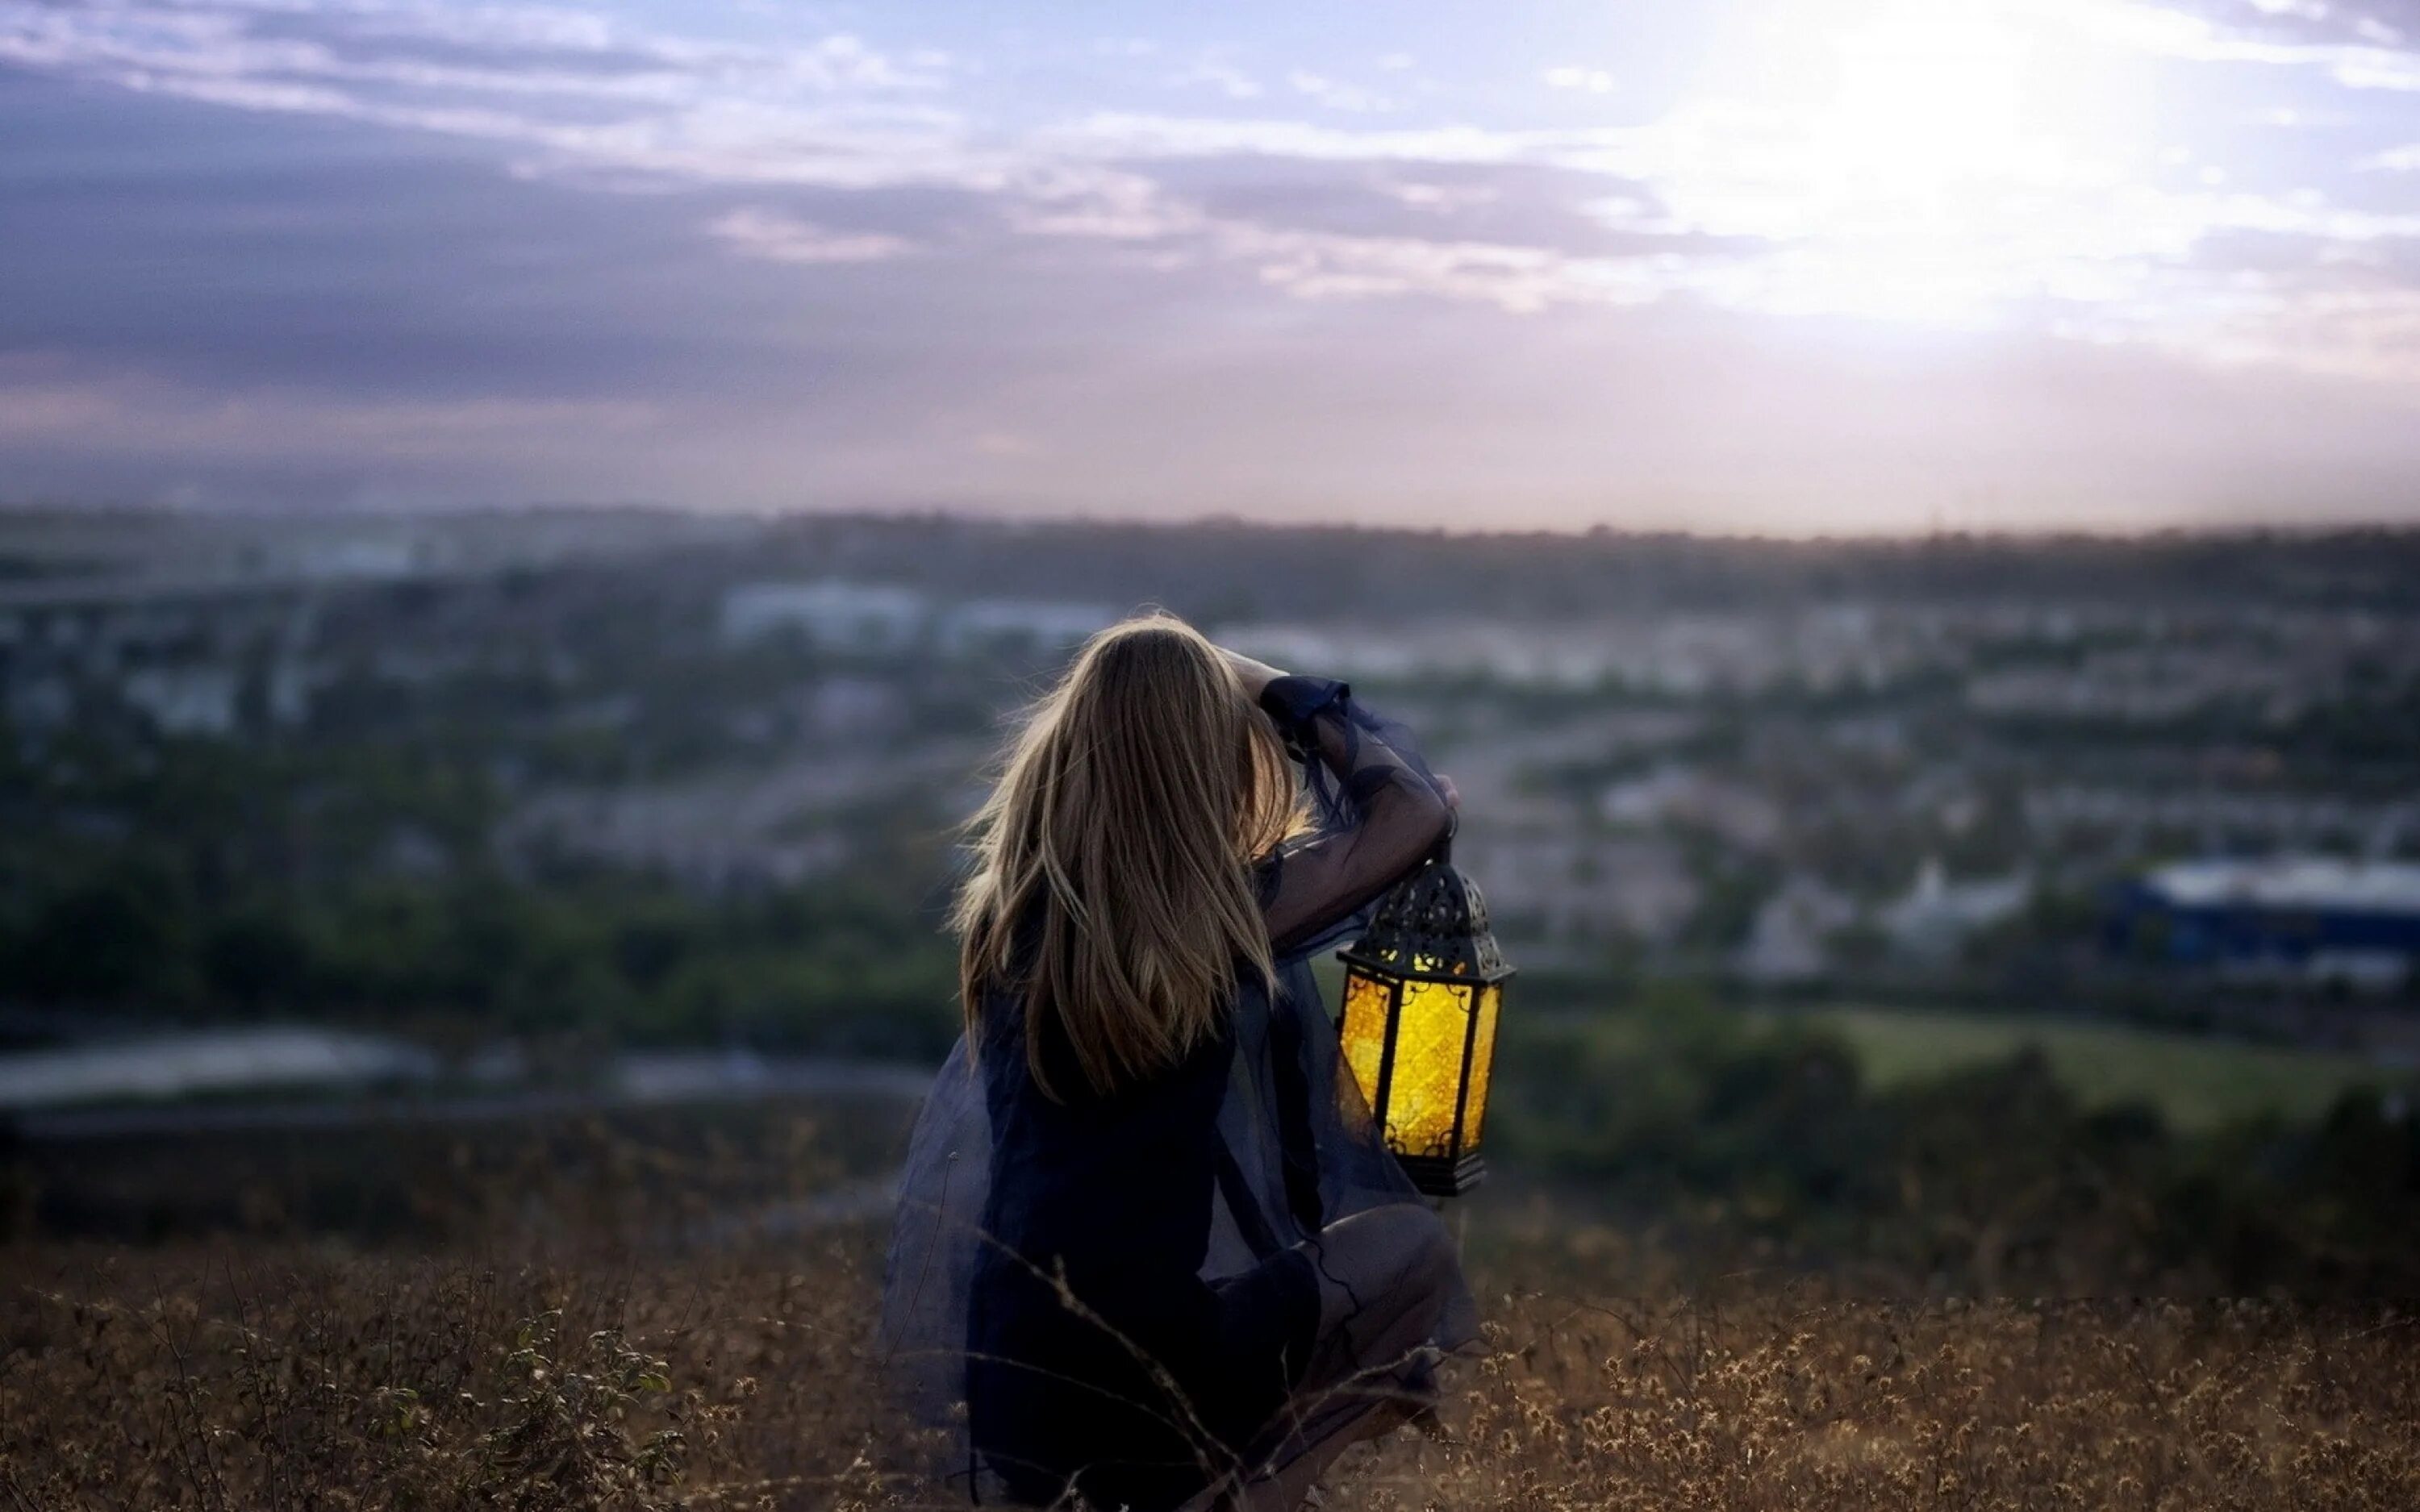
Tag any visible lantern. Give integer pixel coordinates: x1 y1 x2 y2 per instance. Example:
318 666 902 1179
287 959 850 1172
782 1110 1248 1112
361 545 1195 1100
1336 843 1513 1198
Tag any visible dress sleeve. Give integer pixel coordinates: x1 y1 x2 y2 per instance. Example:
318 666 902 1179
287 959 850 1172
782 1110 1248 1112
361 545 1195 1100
1254 676 1452 956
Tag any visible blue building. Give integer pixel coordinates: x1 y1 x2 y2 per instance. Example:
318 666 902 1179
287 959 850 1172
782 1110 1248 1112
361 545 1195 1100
2103 858 2420 993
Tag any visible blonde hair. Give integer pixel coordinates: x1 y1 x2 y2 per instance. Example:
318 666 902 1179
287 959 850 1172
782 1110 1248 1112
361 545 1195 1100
954 614 1306 1098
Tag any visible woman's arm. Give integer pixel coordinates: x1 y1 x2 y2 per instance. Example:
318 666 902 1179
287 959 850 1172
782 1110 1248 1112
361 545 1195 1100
1244 667 1454 955
1221 647 1287 701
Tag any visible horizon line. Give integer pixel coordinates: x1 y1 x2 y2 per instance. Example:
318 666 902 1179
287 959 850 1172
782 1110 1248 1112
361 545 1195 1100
10 497 2420 548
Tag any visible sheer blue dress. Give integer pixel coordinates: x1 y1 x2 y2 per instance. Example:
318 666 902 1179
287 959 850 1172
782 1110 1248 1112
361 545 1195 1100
880 677 1479 1509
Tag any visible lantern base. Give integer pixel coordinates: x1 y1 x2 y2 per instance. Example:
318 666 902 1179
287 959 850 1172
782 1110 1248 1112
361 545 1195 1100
1397 1152 1486 1199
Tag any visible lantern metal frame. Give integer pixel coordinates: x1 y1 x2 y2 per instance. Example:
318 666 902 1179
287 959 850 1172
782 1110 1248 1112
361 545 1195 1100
1335 838 1514 1198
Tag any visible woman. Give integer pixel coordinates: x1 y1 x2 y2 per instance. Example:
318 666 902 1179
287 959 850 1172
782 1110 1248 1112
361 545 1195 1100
882 614 1476 1510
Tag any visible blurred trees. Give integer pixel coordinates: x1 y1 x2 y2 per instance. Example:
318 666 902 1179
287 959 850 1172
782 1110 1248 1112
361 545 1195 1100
1494 982 2420 1295
0 727 960 1055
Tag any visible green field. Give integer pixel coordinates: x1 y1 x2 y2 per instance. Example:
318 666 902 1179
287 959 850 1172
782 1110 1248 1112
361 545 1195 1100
1800 1006 2395 1133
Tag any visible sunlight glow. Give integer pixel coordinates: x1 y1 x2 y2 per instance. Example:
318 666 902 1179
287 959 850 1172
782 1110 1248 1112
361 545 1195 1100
1810 2 2035 202
1627 0 2156 327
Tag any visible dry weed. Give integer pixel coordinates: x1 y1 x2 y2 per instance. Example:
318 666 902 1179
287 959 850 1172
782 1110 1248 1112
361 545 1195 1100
5 1231 2415 1510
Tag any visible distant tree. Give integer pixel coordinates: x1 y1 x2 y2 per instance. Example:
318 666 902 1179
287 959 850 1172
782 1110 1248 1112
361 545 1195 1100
6 868 193 1006
200 910 316 1010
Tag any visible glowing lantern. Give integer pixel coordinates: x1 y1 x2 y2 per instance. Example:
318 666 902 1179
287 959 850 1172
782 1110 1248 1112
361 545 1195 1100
1336 845 1513 1198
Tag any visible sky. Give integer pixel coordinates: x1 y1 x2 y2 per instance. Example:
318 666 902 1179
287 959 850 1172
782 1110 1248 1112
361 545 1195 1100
2 0 2418 533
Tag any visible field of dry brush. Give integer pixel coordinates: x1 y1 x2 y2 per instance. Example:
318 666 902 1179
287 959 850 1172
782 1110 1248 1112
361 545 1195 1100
6 1220 2416 1511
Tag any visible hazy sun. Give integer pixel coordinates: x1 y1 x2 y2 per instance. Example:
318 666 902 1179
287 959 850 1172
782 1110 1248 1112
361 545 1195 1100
1809 2 2034 202
1649 0 2146 325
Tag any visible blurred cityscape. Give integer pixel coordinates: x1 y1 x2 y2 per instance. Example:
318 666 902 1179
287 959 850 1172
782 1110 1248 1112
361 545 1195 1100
5 502 2418 1266
3 507 2419 1083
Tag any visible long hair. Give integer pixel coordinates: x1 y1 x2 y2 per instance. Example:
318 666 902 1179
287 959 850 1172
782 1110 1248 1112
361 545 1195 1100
954 613 1306 1098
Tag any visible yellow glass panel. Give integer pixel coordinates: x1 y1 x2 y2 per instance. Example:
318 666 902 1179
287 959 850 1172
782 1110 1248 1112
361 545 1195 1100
1341 968 1498 1164
1383 977 1475 1160
1461 982 1502 1152
1338 968 1395 1123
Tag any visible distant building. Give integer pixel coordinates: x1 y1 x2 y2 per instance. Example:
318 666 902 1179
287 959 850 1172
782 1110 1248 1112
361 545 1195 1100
1599 765 1783 852
2104 857 2420 993
1456 832 1698 944
266 656 315 727
937 598 1117 654
1735 876 1858 984
120 664 240 735
7 673 72 731
802 677 906 740
1880 857 2030 964
1220 609 1909 694
291 534 428 581
720 581 1115 658
719 581 928 651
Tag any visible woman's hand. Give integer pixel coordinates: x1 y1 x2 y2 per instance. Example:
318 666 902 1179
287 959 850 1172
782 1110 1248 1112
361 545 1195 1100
1218 647 1289 698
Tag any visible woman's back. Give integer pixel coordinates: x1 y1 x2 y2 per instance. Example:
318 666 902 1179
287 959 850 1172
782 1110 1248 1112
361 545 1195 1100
968 976 1311 1507
883 617 1471 1510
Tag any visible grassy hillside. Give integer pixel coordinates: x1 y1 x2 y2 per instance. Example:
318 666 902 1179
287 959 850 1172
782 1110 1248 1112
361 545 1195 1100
6 1231 2415 1510
1802 1005 2387 1133
8 993 2417 1506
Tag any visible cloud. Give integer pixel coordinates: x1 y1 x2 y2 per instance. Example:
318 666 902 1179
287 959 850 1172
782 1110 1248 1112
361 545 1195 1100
5 0 2420 528
970 429 1044 457
1543 66 1617 94
0 0 974 192
2076 0 2420 88
1175 56 1261 100
0 349 663 489
0 2 949 102
1287 70 1395 112
708 208 916 264
1225 228 1621 314
2177 0 2414 50
1043 110 1559 165
1162 156 1759 263
6 112 2418 531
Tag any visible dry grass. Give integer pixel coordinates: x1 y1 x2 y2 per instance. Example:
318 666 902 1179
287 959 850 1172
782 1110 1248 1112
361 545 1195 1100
6 1227 2416 1511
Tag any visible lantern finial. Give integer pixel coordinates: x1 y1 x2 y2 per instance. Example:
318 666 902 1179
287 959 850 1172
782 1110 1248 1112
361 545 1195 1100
1340 846 1512 984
